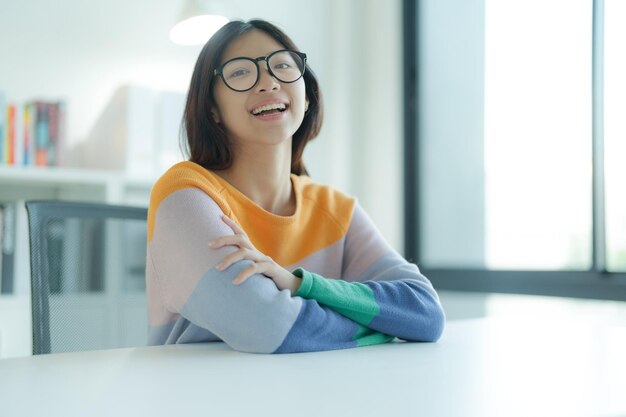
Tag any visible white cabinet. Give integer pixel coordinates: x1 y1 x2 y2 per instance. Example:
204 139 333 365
0 165 155 358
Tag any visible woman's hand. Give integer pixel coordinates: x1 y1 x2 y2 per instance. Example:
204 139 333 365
209 215 302 295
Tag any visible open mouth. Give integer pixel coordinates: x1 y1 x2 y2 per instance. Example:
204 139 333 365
250 103 288 116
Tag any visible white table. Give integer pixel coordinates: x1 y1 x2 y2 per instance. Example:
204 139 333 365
1 318 625 417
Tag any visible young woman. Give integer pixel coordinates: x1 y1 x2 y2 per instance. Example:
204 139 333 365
146 19 445 353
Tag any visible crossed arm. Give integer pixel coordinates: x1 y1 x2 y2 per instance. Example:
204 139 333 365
148 187 444 353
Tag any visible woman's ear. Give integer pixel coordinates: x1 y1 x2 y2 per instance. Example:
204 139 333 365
304 96 310 113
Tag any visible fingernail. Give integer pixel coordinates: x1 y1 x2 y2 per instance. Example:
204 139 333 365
208 240 216 247
216 262 224 271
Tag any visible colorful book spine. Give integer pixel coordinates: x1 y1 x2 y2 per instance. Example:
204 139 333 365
0 95 66 167
23 103 33 165
6 105 16 164
0 92 5 163
56 101 66 167
35 101 49 166
48 103 58 166
13 103 24 167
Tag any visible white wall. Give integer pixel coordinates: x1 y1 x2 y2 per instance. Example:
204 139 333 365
0 0 197 145
0 0 404 251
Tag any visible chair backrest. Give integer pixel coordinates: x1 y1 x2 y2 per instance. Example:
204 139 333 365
25 200 148 355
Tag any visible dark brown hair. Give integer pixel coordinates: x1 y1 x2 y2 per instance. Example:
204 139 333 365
181 19 323 176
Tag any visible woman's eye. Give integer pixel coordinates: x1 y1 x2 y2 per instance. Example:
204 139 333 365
274 62 292 70
228 68 250 79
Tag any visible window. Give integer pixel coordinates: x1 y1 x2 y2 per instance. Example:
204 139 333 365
604 0 626 272
484 0 591 270
403 0 626 299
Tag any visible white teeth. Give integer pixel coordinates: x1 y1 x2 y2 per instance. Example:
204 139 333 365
251 103 286 115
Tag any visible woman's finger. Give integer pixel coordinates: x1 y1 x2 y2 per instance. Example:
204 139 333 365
209 234 253 250
216 249 265 271
221 215 246 236
232 261 274 285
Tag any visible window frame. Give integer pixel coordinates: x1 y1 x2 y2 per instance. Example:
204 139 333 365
403 0 626 301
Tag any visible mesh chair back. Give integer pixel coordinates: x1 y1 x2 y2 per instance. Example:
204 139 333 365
25 201 148 355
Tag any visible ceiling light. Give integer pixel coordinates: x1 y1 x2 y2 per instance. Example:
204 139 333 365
170 0 232 46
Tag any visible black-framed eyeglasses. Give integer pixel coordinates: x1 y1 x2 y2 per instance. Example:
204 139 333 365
214 50 307 92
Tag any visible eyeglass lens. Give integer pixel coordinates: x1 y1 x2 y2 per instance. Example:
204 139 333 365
221 51 305 91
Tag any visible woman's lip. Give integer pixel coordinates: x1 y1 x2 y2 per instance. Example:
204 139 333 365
251 107 288 121
248 99 289 113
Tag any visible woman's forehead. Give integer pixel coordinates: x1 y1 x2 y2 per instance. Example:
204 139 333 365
221 29 286 62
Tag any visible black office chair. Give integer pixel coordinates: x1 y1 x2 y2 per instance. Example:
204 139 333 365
25 200 148 355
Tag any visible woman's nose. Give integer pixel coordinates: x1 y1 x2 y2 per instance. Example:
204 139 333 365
255 63 280 92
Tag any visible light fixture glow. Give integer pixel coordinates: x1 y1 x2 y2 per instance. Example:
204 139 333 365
170 0 235 46
170 14 229 46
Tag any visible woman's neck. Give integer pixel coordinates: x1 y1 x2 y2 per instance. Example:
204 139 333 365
215 141 296 216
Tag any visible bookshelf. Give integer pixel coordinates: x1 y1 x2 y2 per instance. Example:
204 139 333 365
0 165 155 358
0 82 186 358
0 165 154 202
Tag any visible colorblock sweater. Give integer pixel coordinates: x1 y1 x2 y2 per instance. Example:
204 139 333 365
146 161 445 353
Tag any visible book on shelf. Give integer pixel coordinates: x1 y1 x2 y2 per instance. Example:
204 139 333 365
6 104 16 165
1 97 23 166
0 92 5 163
0 93 66 168
23 102 35 165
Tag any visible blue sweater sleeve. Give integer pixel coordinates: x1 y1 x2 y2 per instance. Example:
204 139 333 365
147 187 393 353
294 266 444 342
316 203 446 342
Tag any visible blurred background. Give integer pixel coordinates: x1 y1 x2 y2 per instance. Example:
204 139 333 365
0 0 625 358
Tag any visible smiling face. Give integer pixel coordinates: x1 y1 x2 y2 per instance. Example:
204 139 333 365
211 29 309 148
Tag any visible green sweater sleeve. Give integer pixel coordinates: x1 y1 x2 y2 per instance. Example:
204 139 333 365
294 268 381 327
294 266 444 343
294 268 395 346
